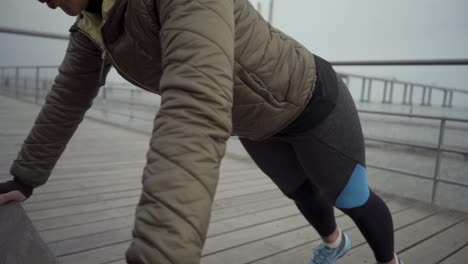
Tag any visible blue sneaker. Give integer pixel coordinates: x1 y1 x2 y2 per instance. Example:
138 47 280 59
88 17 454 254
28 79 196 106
308 232 352 264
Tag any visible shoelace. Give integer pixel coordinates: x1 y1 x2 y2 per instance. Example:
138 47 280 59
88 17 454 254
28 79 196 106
311 244 335 264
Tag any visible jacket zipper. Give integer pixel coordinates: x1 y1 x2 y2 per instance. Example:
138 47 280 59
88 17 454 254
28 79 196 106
77 29 154 93
99 51 107 84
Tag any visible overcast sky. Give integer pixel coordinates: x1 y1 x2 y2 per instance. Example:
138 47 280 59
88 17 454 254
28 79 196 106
1 0 467 92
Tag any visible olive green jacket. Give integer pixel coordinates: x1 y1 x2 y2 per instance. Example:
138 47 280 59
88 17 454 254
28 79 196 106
10 0 316 263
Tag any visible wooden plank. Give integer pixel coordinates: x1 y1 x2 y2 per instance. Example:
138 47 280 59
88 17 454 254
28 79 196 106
27 169 264 206
399 219 468 263
34 205 136 232
47 202 298 257
57 241 130 264
439 244 468 264
252 201 434 264
214 182 278 200
27 188 140 212
42 193 290 246
27 179 278 221
41 215 134 243
204 197 392 257
32 167 262 198
32 189 283 232
200 197 403 264
0 202 57 264
211 194 289 222
106 260 127 264
208 204 300 237
50 193 340 263
28 183 142 205
28 196 140 221
33 177 138 196
25 174 269 212
49 160 146 179
339 209 465 264
49 227 133 257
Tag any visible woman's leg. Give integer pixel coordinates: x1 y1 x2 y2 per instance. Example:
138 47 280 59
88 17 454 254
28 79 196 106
288 180 337 240
239 137 338 241
338 189 395 263
289 77 397 263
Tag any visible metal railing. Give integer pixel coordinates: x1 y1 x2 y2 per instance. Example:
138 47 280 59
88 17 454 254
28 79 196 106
2 64 468 110
337 72 468 108
358 110 468 204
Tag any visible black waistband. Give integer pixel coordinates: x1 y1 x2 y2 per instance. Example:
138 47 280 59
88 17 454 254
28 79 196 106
275 55 339 135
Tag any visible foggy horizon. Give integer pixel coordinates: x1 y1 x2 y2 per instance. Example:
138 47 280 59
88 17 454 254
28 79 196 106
1 0 467 92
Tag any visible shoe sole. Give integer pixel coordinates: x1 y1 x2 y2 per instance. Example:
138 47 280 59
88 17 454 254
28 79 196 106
336 233 352 260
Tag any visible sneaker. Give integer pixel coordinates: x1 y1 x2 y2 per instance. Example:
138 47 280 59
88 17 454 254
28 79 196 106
308 232 352 264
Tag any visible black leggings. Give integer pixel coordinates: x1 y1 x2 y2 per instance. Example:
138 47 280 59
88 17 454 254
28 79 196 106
239 62 395 262
240 136 395 263
289 181 394 263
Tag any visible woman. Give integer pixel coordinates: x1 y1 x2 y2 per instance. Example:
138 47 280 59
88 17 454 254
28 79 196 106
0 0 403 263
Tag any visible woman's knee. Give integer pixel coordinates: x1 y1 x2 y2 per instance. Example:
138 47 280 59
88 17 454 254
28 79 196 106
334 164 370 209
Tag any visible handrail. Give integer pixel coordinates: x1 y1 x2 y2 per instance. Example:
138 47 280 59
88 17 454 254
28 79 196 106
358 109 468 123
0 66 59 69
338 72 468 95
331 59 468 66
1 26 468 68
0 26 69 41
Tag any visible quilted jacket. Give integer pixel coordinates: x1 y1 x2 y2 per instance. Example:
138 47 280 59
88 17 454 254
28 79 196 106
10 0 317 263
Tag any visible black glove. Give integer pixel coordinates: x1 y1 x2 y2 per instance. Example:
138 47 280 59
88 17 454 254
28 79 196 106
0 178 34 200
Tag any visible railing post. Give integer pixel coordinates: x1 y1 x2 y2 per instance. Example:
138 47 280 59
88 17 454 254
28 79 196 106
102 87 107 100
427 88 432 106
0 67 4 88
367 79 372 102
431 119 446 205
389 81 394 104
409 84 414 105
448 91 453 108
442 90 447 107
130 89 135 119
15 67 19 98
360 78 366 102
421 86 427 106
35 67 40 104
382 80 388 103
42 80 48 97
23 79 27 98
402 83 408 105
268 0 274 24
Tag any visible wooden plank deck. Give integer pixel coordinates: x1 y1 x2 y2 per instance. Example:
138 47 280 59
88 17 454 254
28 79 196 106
1 95 467 264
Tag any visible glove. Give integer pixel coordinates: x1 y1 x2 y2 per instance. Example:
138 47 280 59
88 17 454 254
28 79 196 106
0 178 34 205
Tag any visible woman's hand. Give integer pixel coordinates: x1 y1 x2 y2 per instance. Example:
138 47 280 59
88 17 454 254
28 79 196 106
0 179 34 205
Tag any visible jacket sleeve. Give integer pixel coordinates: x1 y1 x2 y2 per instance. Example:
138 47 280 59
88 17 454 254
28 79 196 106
125 0 235 263
9 31 110 188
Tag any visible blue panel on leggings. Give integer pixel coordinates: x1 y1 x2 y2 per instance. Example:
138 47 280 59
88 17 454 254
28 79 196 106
334 164 370 209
